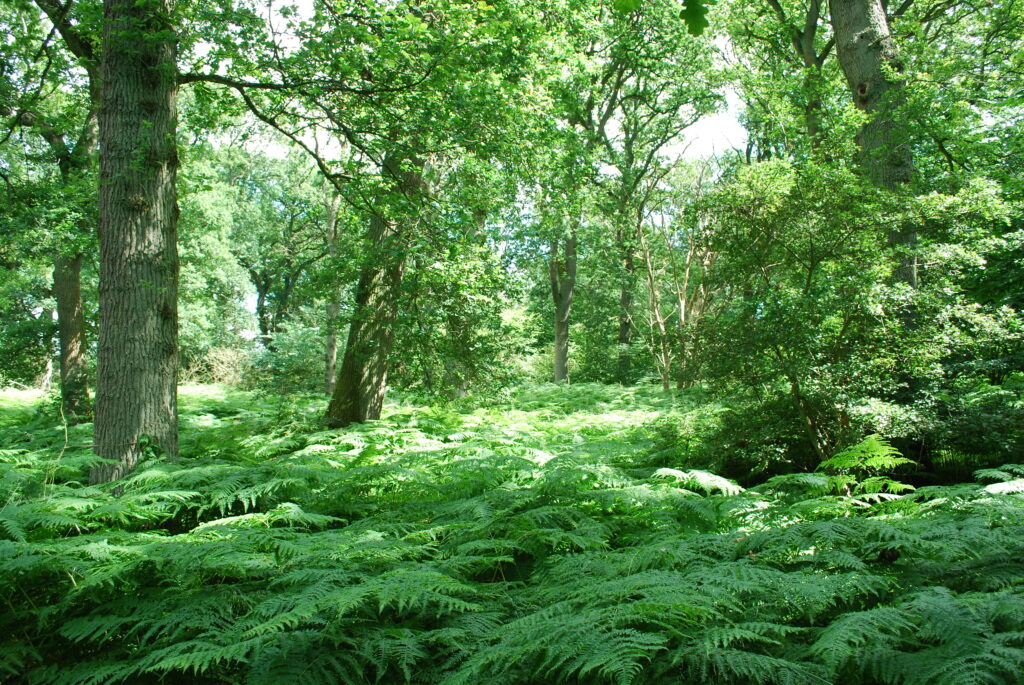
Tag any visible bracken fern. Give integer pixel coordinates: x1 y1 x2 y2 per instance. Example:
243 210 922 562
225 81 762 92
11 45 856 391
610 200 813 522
1 384 1023 684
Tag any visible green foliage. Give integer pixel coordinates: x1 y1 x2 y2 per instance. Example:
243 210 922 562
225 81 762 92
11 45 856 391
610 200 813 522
820 434 913 478
245 323 327 395
2 385 1023 684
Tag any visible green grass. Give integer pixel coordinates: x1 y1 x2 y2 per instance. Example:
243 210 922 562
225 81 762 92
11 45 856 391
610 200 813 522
1 384 1023 684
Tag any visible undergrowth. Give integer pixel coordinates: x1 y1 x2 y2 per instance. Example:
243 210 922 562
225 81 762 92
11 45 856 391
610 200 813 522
1 384 1023 684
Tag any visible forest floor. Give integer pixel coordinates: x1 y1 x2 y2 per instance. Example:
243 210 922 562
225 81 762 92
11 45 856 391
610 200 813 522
2 384 1024 684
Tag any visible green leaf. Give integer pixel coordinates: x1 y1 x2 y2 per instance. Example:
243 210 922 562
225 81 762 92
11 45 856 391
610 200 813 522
681 0 713 36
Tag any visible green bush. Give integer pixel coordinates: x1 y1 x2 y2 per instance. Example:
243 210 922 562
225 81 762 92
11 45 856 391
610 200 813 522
245 325 327 395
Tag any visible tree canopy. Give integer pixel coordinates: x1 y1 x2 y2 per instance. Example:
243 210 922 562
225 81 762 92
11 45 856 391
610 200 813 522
1 0 1023 681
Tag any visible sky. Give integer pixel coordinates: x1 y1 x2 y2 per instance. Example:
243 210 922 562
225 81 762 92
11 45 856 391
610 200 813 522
680 88 747 160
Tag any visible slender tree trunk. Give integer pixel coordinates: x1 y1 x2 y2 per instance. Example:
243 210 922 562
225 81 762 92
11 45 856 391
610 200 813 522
789 375 829 464
617 249 635 382
830 0 916 287
40 356 55 391
325 156 426 427
549 232 577 383
323 193 341 395
636 222 672 390
796 0 829 143
255 286 274 349
91 0 179 484
38 309 55 390
52 255 91 418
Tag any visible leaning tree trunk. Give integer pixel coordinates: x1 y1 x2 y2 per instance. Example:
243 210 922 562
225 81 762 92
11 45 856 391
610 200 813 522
325 157 426 428
830 0 916 287
324 215 406 426
53 254 91 419
549 232 577 383
91 0 179 484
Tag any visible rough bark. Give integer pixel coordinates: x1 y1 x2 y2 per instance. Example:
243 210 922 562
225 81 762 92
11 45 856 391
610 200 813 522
53 255 90 418
91 0 179 484
324 157 426 427
324 215 405 426
830 0 916 286
549 233 577 383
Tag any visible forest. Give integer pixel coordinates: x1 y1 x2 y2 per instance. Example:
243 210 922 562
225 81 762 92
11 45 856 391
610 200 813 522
1 0 1023 682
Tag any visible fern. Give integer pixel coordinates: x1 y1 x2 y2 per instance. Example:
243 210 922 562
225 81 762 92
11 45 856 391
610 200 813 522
1 385 1023 684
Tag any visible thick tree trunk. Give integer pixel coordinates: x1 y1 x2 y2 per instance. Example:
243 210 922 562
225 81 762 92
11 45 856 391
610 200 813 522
324 214 406 426
91 0 179 484
549 233 577 383
830 0 916 287
325 157 426 427
53 255 91 419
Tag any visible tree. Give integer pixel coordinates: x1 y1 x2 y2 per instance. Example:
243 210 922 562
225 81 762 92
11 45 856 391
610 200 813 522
90 0 179 483
1 0 100 419
322 187 343 395
549 231 578 383
325 152 432 426
207 148 331 350
829 0 916 287
553 0 719 382
723 0 844 159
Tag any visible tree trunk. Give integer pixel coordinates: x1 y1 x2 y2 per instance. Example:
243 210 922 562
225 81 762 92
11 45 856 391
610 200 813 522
255 284 274 349
789 375 829 464
324 299 341 395
324 157 426 427
323 192 341 395
549 232 577 383
324 214 405 426
38 311 54 390
794 0 829 143
830 0 916 287
53 254 91 419
636 221 672 391
91 0 179 484
617 249 635 382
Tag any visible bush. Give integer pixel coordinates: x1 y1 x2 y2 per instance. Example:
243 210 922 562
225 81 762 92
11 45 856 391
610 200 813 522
181 346 252 386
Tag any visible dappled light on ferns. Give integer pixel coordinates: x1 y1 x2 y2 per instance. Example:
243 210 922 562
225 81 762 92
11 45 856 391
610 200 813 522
1 385 1024 684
